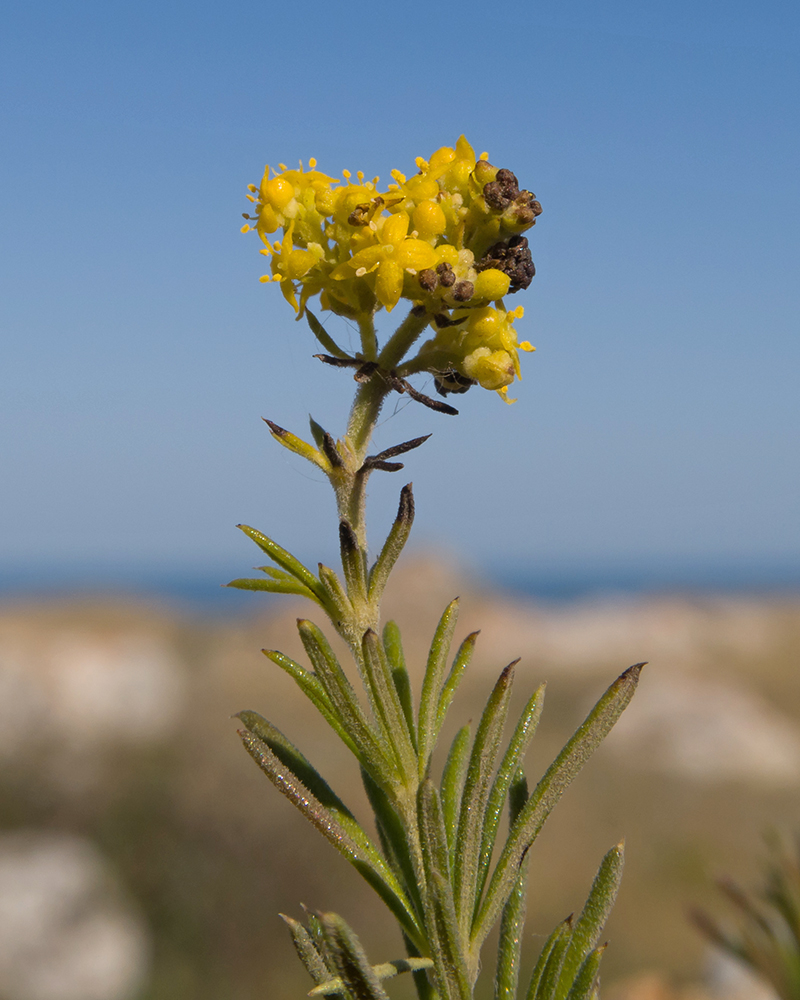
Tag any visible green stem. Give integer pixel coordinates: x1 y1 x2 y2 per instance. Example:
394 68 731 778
346 376 390 464
359 315 379 362
378 307 431 369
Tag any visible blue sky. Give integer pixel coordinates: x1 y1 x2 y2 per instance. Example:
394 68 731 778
2 0 799 582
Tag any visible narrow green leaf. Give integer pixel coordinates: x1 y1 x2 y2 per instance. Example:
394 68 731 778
494 856 529 1000
556 843 624 1000
240 731 421 943
417 599 460 777
309 415 328 450
306 308 350 358
225 576 321 601
305 910 330 965
297 620 396 785
454 663 517 940
508 768 530 824
318 911 390 1000
279 913 335 988
309 959 435 995
435 631 479 736
441 725 472 862
532 918 573 1000
339 519 368 601
238 710 398 894
361 768 424 921
361 630 417 782
419 779 452 884
477 685 546 903
565 947 606 1000
472 664 643 950
368 484 415 602
262 649 358 756
318 564 355 621
264 418 332 473
238 524 326 600
524 919 572 1000
493 769 531 1000
257 565 304 581
382 622 416 750
403 933 437 1000
418 780 472 1000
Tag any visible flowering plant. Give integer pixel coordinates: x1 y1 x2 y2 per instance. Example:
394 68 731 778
233 138 642 1000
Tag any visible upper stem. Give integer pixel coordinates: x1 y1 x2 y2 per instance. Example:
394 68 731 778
329 306 432 651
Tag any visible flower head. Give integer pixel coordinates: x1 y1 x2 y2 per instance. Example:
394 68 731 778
242 139 541 399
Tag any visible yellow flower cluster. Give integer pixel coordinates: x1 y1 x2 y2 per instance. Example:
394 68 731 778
241 137 541 397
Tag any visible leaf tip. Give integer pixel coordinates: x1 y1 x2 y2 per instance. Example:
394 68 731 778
264 418 289 437
624 661 647 680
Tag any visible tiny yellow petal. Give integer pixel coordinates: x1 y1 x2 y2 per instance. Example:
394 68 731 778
412 200 447 240
519 341 536 352
394 239 437 270
473 269 511 300
308 157 317 169
263 176 294 211
382 212 410 247
429 146 456 172
240 224 251 233
375 259 404 311
257 203 280 234
434 245 460 267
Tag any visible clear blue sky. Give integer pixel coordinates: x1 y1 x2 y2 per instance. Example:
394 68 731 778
2 0 799 581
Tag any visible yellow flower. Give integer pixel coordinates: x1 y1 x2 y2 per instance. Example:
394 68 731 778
413 304 534 397
330 211 438 312
242 141 540 392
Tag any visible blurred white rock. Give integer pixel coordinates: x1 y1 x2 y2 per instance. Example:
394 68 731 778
0 629 185 758
706 950 780 1000
475 596 780 674
0 831 150 1000
45 631 185 743
610 670 800 785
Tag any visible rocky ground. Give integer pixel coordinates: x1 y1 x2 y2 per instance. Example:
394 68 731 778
1 559 798 1000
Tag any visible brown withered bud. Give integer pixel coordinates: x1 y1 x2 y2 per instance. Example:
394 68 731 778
495 168 519 189
436 262 456 287
417 268 438 292
434 370 476 396
476 235 535 292
433 312 468 328
452 280 474 302
483 168 521 210
483 181 511 210
348 203 372 226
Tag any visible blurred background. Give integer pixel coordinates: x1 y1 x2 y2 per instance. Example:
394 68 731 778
1 1 799 999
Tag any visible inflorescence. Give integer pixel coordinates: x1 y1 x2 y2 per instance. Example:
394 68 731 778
242 137 542 400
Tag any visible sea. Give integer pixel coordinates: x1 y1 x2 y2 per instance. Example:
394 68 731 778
1 555 799 616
